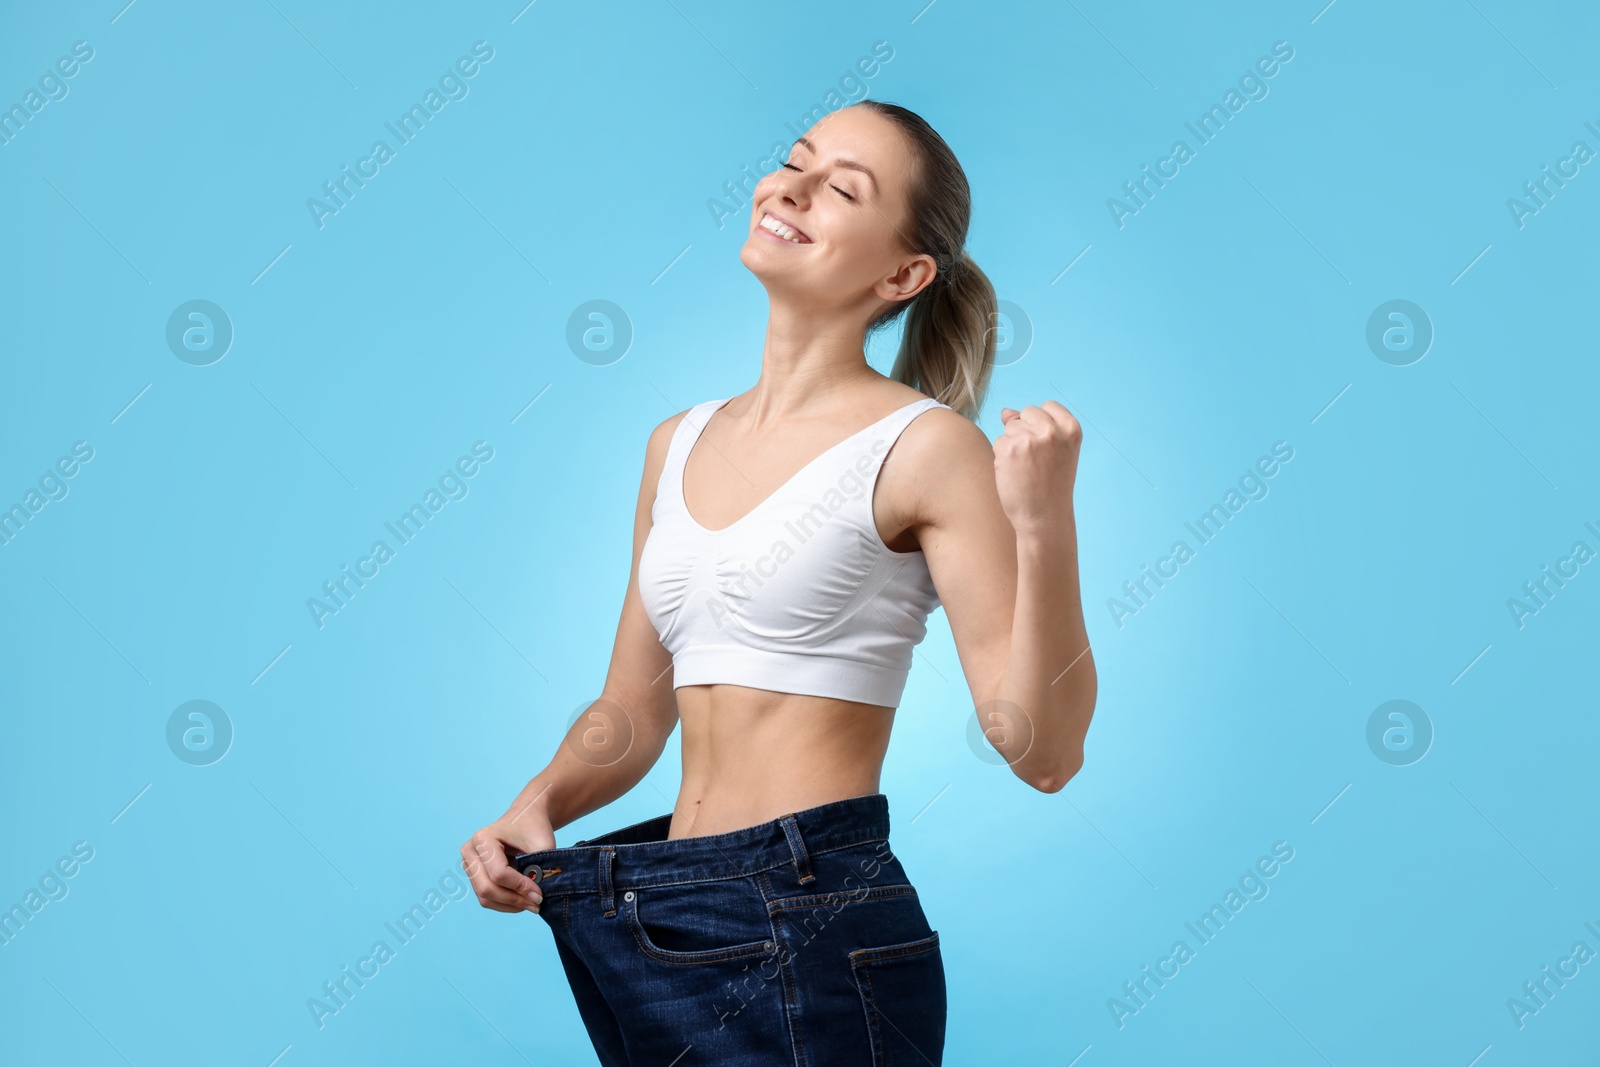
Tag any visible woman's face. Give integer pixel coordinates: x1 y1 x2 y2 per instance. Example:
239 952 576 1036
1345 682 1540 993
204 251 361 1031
739 105 938 318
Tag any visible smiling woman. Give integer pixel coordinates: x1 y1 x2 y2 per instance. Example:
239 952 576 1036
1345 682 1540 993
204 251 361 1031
705 40 897 230
465 99 1096 1066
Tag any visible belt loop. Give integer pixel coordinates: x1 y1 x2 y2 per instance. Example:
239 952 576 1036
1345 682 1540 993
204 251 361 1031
779 814 815 886
600 847 617 916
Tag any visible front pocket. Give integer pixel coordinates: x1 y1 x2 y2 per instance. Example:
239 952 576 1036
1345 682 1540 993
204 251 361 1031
768 882 920 915
851 932 946 1066
623 880 778 965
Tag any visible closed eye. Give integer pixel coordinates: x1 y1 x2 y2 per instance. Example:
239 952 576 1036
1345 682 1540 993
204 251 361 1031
781 162 856 202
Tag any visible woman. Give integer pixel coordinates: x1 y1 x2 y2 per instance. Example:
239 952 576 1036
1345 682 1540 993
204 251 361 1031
461 100 1096 1065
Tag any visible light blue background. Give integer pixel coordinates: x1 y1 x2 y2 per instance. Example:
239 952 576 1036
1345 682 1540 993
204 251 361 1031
2 0 1597 1064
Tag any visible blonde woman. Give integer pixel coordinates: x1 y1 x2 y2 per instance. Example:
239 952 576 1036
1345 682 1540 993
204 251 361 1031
462 100 1095 1066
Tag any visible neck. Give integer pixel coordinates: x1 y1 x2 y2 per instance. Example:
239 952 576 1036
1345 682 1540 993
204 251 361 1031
742 295 884 426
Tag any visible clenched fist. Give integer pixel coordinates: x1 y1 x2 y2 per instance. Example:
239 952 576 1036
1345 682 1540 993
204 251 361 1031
994 400 1082 535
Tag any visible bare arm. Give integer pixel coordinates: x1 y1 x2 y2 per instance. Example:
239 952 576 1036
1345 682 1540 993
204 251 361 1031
462 410 687 914
506 411 688 833
899 402 1096 792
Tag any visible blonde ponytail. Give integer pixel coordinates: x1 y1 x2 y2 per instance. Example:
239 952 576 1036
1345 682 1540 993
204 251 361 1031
887 249 997 421
856 101 996 421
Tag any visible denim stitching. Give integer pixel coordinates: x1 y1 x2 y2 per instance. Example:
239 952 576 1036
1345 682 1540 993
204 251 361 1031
848 931 941 965
850 935 942 1067
780 814 816 885
768 884 916 917
622 879 777 966
537 829 887 867
855 965 883 1064
534 836 890 898
754 870 807 1067
626 923 773 966
758 873 810 1067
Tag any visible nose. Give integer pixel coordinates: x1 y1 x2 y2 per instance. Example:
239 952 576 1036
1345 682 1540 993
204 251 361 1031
765 171 808 209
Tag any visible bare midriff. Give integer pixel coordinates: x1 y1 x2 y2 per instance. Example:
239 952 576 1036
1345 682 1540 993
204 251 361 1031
669 683 896 840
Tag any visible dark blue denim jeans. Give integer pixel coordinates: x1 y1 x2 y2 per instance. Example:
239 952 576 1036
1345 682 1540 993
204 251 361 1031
510 792 945 1066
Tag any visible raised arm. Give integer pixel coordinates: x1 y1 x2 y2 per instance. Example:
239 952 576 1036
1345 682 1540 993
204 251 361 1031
893 401 1096 793
462 410 687 913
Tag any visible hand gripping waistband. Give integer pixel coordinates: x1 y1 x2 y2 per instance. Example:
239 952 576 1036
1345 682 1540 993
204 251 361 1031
506 792 891 900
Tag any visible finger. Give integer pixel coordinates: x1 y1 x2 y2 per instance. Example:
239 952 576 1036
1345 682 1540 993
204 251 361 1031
460 842 501 908
1038 399 1080 431
464 837 542 912
1000 407 1018 422
474 831 544 905
482 897 530 914
1010 403 1073 439
460 841 512 907
1001 408 1037 436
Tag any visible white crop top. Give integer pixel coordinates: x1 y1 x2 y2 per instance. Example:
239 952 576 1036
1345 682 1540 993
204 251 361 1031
638 395 950 709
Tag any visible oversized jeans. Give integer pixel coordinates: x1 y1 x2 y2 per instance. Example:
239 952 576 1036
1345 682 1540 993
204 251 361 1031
510 792 946 1065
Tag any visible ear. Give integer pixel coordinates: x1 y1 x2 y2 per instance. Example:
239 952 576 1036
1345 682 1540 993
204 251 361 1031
873 252 939 305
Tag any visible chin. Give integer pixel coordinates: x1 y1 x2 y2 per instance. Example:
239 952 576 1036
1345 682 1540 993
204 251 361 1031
738 238 785 281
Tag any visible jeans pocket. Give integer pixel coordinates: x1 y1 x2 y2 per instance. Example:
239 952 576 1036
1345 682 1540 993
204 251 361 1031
623 879 778 966
850 932 946 1066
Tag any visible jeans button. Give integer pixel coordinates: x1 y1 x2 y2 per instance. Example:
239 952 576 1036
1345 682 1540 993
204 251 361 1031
763 940 775 952
524 864 543 882
624 890 635 902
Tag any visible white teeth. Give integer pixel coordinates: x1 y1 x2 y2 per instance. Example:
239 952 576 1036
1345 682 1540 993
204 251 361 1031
760 213 805 243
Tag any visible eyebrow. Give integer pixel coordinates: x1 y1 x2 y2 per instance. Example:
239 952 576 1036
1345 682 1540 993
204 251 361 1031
791 137 878 193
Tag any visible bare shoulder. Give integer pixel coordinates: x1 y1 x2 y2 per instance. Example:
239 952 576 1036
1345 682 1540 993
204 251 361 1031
883 403 998 530
898 404 993 476
635 406 694 505
648 407 691 453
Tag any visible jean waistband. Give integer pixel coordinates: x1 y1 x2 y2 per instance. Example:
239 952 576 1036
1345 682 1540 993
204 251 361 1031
508 792 891 898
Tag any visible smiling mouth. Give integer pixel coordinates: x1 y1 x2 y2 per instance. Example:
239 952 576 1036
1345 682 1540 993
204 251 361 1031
758 212 811 244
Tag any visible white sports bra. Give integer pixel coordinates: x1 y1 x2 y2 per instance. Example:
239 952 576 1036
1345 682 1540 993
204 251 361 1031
638 395 950 709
